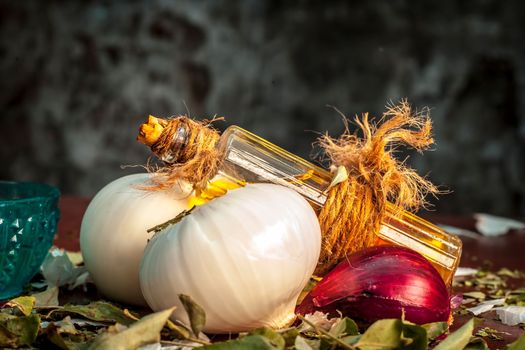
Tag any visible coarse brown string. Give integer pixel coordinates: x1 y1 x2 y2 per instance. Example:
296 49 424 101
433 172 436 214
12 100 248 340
143 116 223 192
315 100 439 274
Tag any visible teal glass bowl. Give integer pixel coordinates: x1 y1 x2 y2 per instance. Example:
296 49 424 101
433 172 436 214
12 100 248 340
0 181 60 300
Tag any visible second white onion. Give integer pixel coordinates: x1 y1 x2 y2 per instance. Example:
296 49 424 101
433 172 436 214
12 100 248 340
80 173 191 305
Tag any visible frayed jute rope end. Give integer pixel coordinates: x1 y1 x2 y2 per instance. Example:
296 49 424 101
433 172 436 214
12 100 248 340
315 99 440 275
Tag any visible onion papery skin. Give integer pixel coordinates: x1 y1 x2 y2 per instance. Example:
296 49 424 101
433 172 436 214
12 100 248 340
80 174 191 305
296 246 450 324
140 183 321 333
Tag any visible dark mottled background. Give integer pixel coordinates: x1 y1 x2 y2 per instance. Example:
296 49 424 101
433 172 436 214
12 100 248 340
1 1 524 216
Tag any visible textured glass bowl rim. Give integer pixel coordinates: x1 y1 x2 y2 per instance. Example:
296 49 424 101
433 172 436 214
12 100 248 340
0 181 60 207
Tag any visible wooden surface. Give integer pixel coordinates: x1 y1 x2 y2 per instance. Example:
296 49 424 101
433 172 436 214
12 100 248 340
55 196 525 347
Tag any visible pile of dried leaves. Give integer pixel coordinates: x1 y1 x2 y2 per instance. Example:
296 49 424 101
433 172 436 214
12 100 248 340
454 268 525 326
1 250 524 349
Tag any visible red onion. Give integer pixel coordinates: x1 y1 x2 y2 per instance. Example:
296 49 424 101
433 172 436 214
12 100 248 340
296 246 451 324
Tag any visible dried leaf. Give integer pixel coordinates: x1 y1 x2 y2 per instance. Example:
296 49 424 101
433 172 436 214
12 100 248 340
248 328 285 349
355 319 402 350
42 248 88 288
506 289 525 306
507 334 525 350
463 291 486 301
475 327 508 340
0 313 40 347
179 294 206 337
87 307 175 350
50 301 135 325
200 335 281 349
69 271 92 291
454 267 479 278
60 318 106 328
66 251 84 266
33 286 60 307
6 296 35 316
325 165 348 192
328 318 359 338
422 322 448 340
474 213 525 236
495 306 525 326
279 328 299 347
497 268 524 279
46 317 95 350
465 337 489 350
298 312 339 333
42 248 76 286
165 319 191 339
138 343 163 350
54 316 78 335
48 333 92 350
295 336 316 350
340 335 361 347
401 322 428 350
434 318 474 350
467 298 505 316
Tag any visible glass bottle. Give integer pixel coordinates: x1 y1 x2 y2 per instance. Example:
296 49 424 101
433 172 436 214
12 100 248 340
154 123 462 286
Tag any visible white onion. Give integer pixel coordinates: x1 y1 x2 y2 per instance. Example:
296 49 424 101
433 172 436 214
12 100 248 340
80 173 191 305
139 183 321 333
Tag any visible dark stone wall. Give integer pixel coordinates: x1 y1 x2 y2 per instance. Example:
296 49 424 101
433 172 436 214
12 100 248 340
1 0 524 215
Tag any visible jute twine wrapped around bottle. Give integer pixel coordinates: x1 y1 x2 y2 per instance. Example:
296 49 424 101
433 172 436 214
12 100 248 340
137 100 439 275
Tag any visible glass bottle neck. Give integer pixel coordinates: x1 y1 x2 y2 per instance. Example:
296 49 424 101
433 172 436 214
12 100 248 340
218 125 332 208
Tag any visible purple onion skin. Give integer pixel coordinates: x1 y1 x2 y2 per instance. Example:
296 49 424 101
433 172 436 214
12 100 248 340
296 246 451 324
